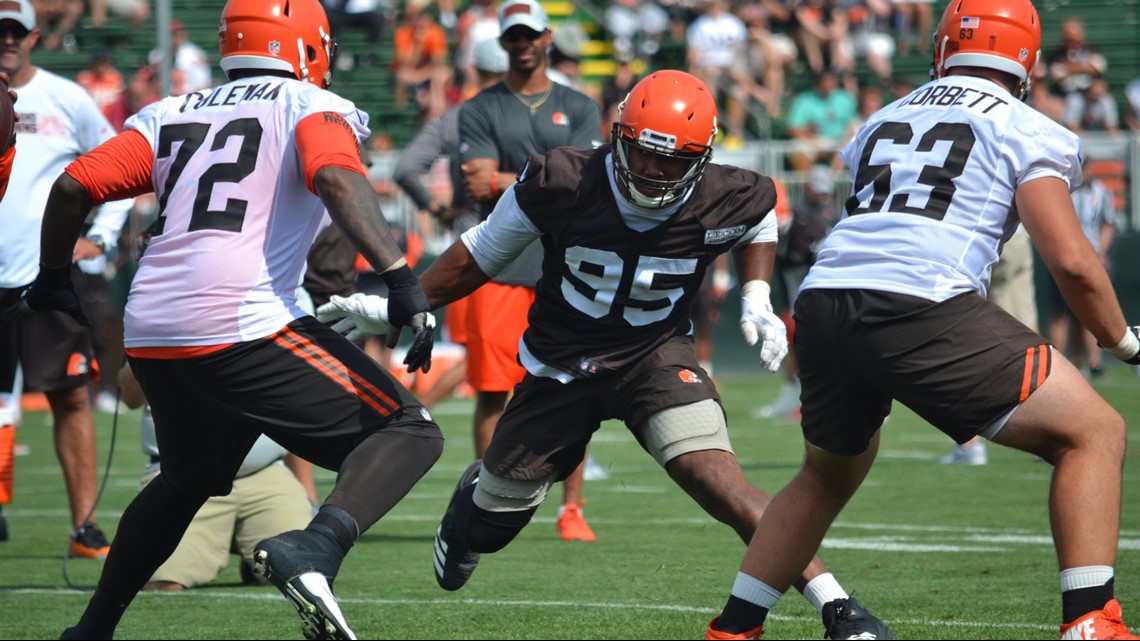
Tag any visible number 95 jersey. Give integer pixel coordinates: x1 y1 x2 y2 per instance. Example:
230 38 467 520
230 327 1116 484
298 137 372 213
122 77 369 348
804 75 1082 302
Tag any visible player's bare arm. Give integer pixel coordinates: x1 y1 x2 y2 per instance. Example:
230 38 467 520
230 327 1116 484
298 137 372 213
1016 175 1129 346
418 241 492 310
732 238 778 285
314 166 407 274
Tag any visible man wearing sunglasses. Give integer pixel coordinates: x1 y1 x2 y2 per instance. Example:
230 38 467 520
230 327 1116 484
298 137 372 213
454 0 603 543
0 0 132 559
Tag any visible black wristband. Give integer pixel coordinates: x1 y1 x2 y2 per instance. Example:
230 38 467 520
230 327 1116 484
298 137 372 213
380 265 417 290
35 263 73 289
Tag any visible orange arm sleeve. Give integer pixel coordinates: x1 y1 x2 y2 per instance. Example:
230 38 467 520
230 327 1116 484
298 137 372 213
295 112 367 195
0 145 14 202
65 129 155 204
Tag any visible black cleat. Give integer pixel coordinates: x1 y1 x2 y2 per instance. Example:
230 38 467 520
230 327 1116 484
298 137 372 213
433 460 482 591
253 530 355 640
822 597 896 640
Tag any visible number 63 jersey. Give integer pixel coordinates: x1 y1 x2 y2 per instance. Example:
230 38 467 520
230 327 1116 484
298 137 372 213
804 74 1082 302
120 77 369 348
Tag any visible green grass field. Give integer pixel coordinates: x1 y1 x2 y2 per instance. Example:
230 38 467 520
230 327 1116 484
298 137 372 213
2 365 1139 639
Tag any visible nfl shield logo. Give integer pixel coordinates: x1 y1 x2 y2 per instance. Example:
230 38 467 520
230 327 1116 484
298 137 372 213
269 40 281 55
1018 48 1029 62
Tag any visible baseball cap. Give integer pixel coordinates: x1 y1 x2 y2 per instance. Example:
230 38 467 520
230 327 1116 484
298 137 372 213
552 22 587 59
0 0 36 31
473 38 508 73
498 0 548 36
807 165 833 194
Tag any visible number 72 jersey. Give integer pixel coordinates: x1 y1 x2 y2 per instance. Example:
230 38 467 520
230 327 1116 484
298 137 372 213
121 77 369 348
804 75 1082 303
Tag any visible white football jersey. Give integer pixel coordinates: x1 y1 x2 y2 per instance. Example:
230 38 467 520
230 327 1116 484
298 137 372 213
123 77 369 348
803 75 1082 301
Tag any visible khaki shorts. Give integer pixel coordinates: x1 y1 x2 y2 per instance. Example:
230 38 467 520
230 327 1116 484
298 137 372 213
144 463 312 588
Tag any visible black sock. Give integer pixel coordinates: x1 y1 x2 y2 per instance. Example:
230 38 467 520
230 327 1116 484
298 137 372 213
307 504 359 555
1062 578 1115 623
715 595 769 634
60 593 127 639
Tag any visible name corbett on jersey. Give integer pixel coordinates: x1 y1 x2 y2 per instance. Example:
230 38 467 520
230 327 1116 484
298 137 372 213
704 225 747 244
178 81 284 113
898 84 1009 114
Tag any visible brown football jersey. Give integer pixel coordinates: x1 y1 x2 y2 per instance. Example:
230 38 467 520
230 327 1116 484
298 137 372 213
513 146 777 377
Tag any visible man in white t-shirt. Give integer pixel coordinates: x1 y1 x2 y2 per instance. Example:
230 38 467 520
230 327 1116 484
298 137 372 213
0 0 132 560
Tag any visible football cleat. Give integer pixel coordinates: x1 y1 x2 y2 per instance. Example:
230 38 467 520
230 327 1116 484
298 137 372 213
0 506 8 542
253 530 355 640
1060 599 1139 640
68 521 111 559
822 597 896 640
705 617 763 639
556 503 596 542
939 442 988 466
433 460 483 591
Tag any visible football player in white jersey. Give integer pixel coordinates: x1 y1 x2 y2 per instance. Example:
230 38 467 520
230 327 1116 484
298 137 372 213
708 1 1139 638
4 0 442 638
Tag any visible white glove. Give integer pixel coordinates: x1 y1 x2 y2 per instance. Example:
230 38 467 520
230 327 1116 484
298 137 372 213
316 293 391 342
739 280 788 373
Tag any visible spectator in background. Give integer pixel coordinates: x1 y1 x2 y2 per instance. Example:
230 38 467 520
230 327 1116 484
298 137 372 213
1048 17 1107 131
1048 155 1119 380
391 0 451 123
76 49 125 128
1125 76 1140 132
786 68 856 172
29 0 81 51
730 2 788 119
392 38 509 409
546 20 589 95
147 20 213 94
793 0 851 76
1075 75 1119 133
323 0 389 68
604 0 669 60
687 0 749 148
0 0 133 557
600 50 640 141
890 0 933 55
842 0 894 86
452 0 499 100
88 0 149 28
1028 61 1065 124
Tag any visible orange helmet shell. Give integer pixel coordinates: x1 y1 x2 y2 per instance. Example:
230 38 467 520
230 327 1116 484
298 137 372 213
219 0 336 89
933 0 1041 98
611 70 718 208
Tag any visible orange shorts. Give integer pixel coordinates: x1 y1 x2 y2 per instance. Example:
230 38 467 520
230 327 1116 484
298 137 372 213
445 296 470 346
465 282 534 392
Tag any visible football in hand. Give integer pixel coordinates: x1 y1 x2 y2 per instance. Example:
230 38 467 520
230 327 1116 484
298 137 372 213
0 80 14 156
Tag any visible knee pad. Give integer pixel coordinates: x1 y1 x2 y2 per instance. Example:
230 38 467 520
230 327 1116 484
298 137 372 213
639 399 733 467
457 467 555 553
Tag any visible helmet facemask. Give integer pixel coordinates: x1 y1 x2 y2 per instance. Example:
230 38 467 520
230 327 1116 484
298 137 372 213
611 121 713 209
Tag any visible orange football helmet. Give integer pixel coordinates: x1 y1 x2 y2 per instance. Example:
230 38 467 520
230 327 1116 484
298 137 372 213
611 70 718 209
218 0 337 89
932 0 1041 100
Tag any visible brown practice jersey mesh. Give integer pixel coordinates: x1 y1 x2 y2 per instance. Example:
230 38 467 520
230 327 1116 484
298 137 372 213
513 146 776 377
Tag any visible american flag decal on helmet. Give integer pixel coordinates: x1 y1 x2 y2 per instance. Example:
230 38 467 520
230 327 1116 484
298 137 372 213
961 16 980 28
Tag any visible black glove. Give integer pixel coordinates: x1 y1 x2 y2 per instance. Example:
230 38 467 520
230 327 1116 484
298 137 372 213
381 265 434 374
1 264 91 327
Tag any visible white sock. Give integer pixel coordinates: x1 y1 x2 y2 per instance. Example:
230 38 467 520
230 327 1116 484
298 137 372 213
803 573 849 614
1060 566 1114 592
731 572 783 609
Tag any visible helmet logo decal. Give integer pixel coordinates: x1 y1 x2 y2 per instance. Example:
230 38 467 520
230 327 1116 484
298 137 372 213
1018 48 1029 62
638 127 676 150
960 16 979 28
269 40 281 55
